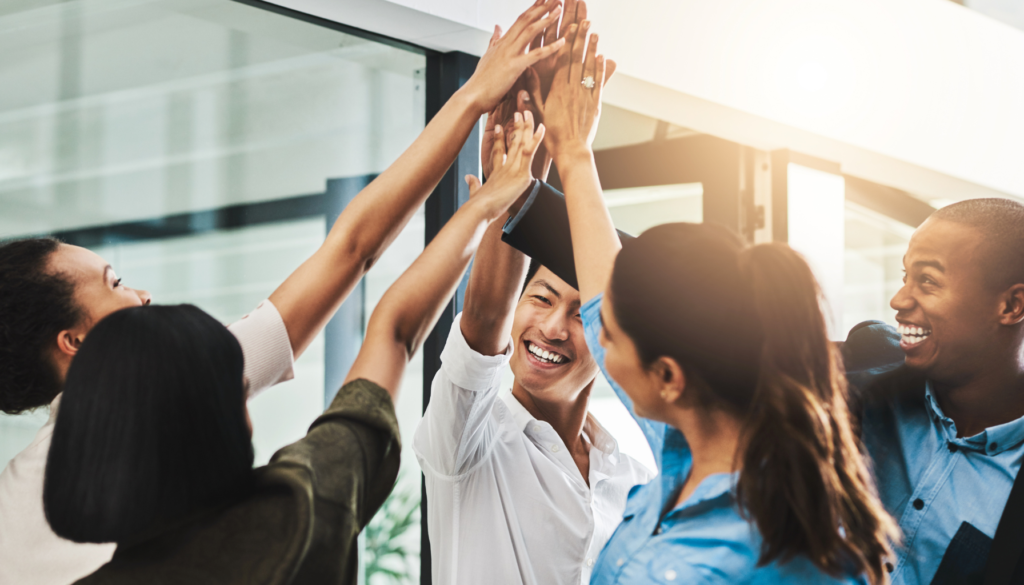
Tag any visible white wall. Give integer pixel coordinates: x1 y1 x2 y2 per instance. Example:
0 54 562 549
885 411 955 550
267 0 1024 204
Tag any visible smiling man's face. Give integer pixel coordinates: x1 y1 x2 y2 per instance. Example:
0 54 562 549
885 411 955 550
510 267 598 401
890 218 1004 385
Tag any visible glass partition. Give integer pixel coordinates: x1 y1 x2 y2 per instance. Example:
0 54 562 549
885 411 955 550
0 1 426 582
843 200 915 335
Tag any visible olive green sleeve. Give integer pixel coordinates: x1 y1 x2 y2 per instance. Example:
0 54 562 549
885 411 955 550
269 378 401 583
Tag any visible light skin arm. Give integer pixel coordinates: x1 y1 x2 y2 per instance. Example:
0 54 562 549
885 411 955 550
268 0 567 360
345 115 545 399
460 126 531 356
533 21 616 303
464 1 619 354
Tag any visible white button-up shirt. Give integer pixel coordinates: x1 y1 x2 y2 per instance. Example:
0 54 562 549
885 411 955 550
0 300 295 585
414 314 654 585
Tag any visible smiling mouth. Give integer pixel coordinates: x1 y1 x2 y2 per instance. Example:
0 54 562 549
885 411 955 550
897 323 932 347
524 340 569 365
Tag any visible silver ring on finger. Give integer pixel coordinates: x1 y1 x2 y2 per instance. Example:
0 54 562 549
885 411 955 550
581 76 596 90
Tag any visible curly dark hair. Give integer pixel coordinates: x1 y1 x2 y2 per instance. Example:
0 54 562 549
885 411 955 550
0 238 82 414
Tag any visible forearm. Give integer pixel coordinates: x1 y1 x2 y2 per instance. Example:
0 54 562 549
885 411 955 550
461 219 529 356
555 146 620 302
344 199 495 396
269 89 484 359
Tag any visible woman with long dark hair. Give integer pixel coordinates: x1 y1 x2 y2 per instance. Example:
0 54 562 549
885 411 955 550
0 3 565 583
524 24 899 584
41 109 546 583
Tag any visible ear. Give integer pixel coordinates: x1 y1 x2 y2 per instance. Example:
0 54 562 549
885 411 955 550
55 329 84 359
648 356 686 404
1000 283 1024 326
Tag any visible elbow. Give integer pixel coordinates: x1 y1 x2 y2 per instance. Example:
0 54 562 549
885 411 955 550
330 231 384 277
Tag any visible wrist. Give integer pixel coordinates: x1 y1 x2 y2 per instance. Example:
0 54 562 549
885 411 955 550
453 83 488 116
463 194 506 224
553 144 593 170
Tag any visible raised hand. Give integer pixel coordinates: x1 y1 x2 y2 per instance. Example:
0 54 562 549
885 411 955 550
461 0 566 115
467 111 546 220
530 0 582 99
529 20 612 158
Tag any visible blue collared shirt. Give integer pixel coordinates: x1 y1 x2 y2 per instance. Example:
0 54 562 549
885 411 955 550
864 376 1024 585
583 294 865 585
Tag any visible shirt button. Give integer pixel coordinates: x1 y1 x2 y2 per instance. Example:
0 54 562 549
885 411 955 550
664 569 677 581
616 558 625 567
586 558 595 568
913 498 924 510
551 444 560 453
947 443 957 453
990 442 999 452
886 562 894 573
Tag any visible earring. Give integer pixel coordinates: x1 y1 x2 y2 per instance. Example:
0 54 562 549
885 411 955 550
660 391 670 400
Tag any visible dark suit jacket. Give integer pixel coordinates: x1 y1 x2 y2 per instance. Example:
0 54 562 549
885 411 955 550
75 379 401 585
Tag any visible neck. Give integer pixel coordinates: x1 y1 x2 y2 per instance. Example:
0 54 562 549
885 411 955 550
511 379 593 455
933 347 1024 437
665 406 743 504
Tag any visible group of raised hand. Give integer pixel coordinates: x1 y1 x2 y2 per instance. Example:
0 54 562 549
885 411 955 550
479 0 613 185
342 0 612 394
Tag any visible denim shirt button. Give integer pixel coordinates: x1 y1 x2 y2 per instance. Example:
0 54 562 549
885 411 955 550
664 569 677 581
947 442 957 453
990 442 998 452
913 498 924 510
616 558 625 567
886 562 894 573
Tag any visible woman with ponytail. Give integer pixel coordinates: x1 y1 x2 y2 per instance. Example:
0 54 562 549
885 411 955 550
527 19 899 584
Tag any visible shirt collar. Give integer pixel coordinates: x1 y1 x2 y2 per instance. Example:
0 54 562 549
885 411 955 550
48 392 63 423
668 472 738 518
924 380 1024 455
499 390 622 457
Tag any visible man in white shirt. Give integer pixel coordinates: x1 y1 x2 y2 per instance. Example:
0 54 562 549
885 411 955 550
414 209 653 584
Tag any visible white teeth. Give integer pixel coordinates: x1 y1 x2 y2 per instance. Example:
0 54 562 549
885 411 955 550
898 324 931 337
527 342 565 364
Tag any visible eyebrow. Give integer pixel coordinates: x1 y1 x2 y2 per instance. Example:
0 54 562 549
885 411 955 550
911 259 945 273
529 279 562 299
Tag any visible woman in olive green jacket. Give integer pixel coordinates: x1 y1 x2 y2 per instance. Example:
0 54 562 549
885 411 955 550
41 59 551 585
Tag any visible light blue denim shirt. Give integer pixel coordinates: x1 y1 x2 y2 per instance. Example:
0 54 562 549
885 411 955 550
583 294 866 585
863 378 1024 585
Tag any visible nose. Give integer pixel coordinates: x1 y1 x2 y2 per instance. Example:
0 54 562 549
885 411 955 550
890 282 913 313
134 288 152 306
539 309 570 343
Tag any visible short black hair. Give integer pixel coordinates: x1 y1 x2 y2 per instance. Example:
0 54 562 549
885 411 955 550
931 198 1024 289
519 258 544 297
0 238 81 414
44 304 253 544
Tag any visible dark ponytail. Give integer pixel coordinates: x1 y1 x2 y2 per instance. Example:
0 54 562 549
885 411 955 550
609 225 897 584
736 243 898 584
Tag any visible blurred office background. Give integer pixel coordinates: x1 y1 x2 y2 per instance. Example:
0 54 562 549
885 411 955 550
3 0 1024 583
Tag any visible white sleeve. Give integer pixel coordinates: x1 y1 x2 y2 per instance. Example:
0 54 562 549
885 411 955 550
413 312 511 479
228 299 295 398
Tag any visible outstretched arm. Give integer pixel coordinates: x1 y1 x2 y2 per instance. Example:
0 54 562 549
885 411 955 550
268 0 566 360
533 21 616 303
345 114 545 399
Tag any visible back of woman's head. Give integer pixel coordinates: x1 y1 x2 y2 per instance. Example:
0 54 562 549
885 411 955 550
44 304 253 544
0 238 81 413
610 224 897 584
